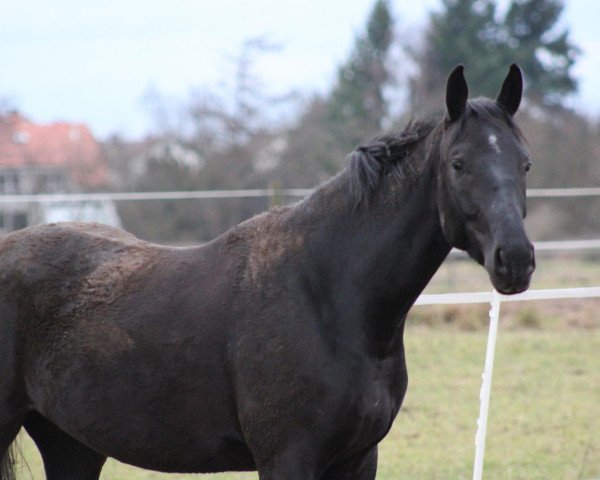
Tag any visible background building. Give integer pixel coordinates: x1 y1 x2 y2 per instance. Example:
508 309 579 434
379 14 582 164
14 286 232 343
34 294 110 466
0 112 120 233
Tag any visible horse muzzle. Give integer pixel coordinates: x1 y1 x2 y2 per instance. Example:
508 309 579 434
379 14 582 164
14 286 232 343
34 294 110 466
485 241 535 295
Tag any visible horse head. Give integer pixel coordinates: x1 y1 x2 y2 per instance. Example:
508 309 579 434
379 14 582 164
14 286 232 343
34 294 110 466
437 64 535 294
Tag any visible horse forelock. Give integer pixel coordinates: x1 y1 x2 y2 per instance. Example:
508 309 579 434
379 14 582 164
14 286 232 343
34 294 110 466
459 98 524 142
348 119 439 207
438 98 526 162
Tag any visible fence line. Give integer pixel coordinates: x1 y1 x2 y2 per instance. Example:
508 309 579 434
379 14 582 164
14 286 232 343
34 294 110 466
533 238 600 251
445 239 600 256
444 238 600 256
0 189 311 204
1 186 600 204
3 189 600 253
526 187 600 197
415 286 600 305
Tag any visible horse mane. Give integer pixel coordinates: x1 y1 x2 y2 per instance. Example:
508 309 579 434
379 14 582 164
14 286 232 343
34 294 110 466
348 98 525 206
348 118 438 206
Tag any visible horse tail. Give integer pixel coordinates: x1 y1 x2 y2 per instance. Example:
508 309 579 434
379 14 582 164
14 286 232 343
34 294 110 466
0 442 16 480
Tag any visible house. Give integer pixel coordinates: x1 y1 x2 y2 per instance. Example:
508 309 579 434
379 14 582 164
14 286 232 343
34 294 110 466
0 112 120 233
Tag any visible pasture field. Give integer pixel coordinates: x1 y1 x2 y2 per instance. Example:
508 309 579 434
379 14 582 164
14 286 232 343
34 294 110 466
14 255 600 479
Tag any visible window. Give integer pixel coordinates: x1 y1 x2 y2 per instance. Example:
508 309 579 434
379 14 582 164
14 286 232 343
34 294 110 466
0 173 20 194
12 131 30 144
0 210 28 232
13 212 28 230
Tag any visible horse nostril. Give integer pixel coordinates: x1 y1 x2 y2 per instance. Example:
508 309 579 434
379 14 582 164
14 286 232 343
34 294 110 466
526 244 536 274
494 247 508 276
494 244 535 278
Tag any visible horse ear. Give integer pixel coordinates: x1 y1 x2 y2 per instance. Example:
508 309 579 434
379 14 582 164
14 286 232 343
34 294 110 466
446 65 469 122
496 63 523 116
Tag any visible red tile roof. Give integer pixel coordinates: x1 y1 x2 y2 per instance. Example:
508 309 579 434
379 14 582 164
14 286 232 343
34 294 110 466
0 112 108 188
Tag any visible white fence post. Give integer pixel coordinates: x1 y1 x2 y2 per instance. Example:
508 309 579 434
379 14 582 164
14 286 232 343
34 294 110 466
472 290 502 480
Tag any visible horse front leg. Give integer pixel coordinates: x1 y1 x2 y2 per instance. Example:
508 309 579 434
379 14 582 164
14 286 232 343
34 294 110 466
256 453 319 480
253 439 329 480
321 446 378 480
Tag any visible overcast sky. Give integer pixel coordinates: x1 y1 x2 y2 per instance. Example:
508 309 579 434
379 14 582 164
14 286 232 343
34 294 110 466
1 0 598 139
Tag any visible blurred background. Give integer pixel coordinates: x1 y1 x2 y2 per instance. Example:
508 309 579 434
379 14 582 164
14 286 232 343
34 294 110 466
1 0 598 243
2 1 599 479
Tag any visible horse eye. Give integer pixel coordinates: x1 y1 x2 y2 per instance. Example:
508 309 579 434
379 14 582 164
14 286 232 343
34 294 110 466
451 161 464 172
524 162 532 173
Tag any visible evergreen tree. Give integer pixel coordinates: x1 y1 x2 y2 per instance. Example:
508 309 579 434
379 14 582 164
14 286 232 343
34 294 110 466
411 0 578 110
326 0 395 147
503 0 578 105
410 0 504 111
277 0 396 187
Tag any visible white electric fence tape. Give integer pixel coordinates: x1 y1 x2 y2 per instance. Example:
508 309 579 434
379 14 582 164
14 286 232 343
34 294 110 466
472 289 502 480
414 286 600 305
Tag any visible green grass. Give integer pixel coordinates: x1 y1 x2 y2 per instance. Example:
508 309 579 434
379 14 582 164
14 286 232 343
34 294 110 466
380 328 600 480
15 328 600 480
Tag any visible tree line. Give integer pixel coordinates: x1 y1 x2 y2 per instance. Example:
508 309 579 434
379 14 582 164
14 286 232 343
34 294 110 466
105 0 599 243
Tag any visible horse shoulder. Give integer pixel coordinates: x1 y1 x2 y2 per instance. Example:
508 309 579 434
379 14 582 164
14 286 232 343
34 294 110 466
214 207 306 290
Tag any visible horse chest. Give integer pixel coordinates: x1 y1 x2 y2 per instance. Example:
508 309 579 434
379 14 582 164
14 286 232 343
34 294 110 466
331 369 406 455
354 384 397 429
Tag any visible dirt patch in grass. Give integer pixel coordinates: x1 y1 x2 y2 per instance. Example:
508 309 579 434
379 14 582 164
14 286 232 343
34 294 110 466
409 298 600 332
413 253 600 332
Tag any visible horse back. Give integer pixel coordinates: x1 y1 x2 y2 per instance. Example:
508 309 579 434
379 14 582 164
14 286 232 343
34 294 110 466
0 222 164 307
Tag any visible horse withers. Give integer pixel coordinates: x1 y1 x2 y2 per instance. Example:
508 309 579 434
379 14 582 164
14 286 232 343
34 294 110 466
0 64 534 480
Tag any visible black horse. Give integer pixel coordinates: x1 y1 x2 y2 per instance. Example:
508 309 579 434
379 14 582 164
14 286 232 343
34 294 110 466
0 65 534 480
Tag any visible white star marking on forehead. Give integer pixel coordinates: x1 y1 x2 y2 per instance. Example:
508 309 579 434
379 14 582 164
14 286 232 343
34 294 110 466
488 134 501 153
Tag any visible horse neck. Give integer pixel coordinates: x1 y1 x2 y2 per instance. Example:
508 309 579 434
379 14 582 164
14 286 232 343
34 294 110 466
298 138 451 357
